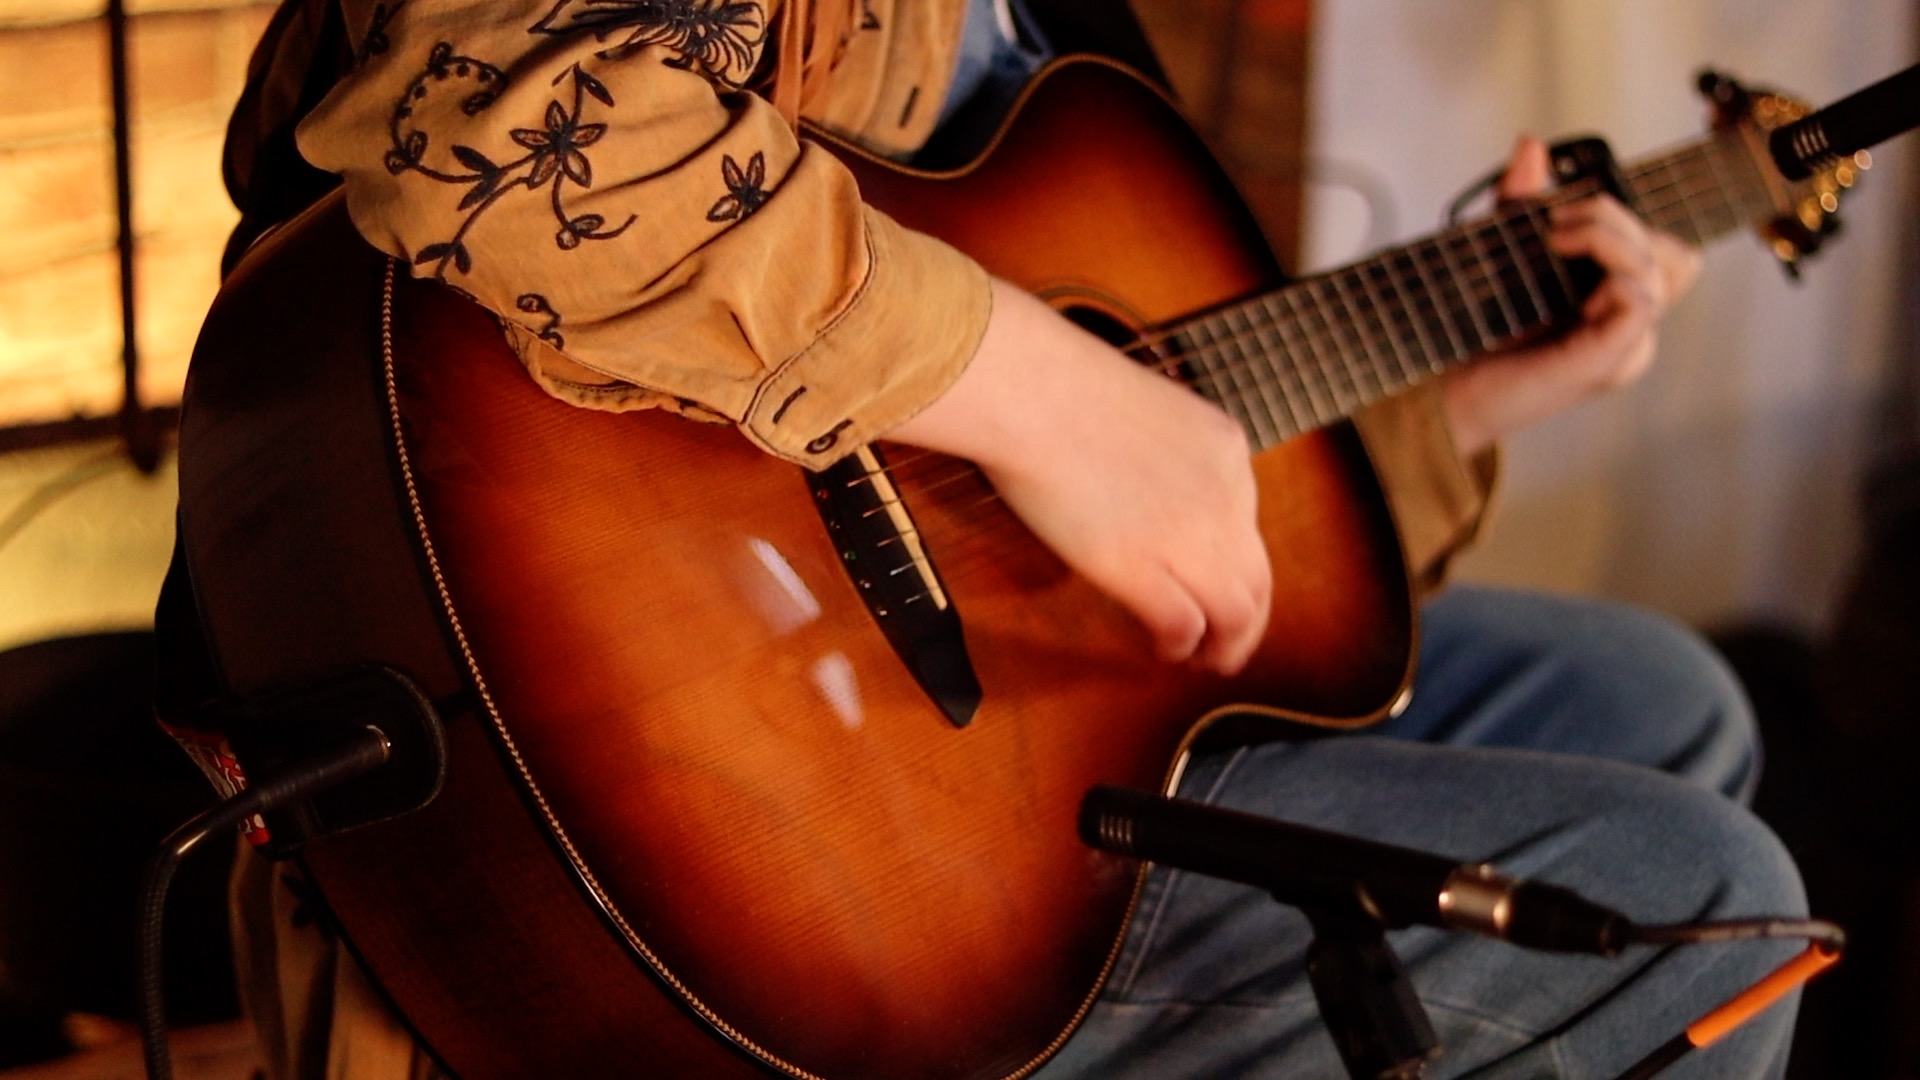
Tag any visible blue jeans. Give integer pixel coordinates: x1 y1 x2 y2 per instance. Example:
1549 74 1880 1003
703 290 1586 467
1038 587 1805 1079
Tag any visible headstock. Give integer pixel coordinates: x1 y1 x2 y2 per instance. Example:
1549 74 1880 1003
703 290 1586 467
1699 70 1871 278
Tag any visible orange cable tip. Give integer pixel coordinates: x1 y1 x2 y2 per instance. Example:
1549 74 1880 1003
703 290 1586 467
1685 943 1841 1049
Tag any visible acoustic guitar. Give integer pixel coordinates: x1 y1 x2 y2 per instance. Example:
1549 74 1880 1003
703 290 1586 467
175 57 1856 1079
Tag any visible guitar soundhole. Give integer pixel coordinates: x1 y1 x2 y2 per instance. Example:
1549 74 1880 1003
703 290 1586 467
1064 305 1134 347
1064 305 1187 383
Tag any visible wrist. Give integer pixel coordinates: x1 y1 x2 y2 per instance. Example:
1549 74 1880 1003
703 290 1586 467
887 278 1110 469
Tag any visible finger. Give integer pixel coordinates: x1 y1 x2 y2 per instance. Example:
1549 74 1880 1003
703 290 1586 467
1556 200 1701 305
1548 194 1643 240
1650 231 1703 303
1498 135 1552 200
1187 528 1273 675
1113 562 1209 664
1565 274 1659 387
1550 203 1660 299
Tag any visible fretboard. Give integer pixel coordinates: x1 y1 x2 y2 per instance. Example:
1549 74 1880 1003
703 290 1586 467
1169 126 1780 450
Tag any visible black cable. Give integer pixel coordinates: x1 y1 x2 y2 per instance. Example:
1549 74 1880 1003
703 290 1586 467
137 724 391 1080
1445 165 1505 226
1625 916 1846 950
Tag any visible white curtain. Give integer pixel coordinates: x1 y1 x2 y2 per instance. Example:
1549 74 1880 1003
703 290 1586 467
1305 0 1918 631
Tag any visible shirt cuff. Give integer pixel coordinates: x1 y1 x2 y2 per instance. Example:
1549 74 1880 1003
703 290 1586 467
738 204 993 465
1351 383 1501 595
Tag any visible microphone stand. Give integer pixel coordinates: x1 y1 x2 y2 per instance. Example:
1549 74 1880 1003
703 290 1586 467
1300 901 1440 1079
1081 786 1843 1080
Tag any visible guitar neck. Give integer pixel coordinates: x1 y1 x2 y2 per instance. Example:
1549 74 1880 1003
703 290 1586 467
1174 126 1778 450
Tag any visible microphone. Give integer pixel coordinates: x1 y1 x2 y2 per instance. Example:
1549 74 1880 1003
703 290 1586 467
1079 785 1631 956
1768 61 1920 180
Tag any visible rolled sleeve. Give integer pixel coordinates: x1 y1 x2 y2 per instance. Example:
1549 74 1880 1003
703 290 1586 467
1352 384 1501 595
740 204 991 460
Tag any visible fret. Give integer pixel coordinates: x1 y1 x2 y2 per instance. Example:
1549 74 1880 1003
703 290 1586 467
1396 244 1472 363
1520 202 1581 313
1428 231 1497 349
1325 270 1392 401
1665 155 1718 245
1448 226 1517 344
1340 264 1417 396
1428 232 1499 352
1304 277 1367 411
1692 146 1746 238
1202 310 1261 441
1277 286 1347 421
1264 291 1337 431
1490 210 1553 332
1194 318 1266 438
1625 153 1688 240
1245 300 1311 439
1710 134 1775 227
1176 320 1232 414
1152 110 1858 439
1627 134 1767 247
1373 254 1447 372
1218 304 1284 448
1358 258 1439 382
1334 272 1393 402
1627 150 1691 238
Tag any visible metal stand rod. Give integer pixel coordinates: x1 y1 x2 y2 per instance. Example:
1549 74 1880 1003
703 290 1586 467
106 0 160 473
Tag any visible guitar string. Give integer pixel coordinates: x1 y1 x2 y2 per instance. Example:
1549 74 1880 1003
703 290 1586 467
877 133 1808 591
1633 137 1774 240
1098 142 1755 413
899 131 1807 585
859 162 1717 522
841 149 1775 590
845 132 1808 598
902 138 1788 576
876 138 1771 490
842 212 1570 585
869 175 1595 487
876 135 1763 497
824 144 1772 531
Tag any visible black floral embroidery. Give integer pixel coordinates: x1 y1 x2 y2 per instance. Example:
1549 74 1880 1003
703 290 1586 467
354 0 405 66
529 0 767 86
386 50 635 277
705 151 769 223
517 293 566 348
384 42 508 178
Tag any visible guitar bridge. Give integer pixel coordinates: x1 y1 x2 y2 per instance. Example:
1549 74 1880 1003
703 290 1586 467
808 447 982 728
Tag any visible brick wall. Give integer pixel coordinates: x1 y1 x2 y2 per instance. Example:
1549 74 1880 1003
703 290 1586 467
0 0 277 427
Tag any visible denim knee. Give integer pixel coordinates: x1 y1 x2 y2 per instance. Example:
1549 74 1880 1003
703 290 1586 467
1412 587 1762 801
1584 599 1762 803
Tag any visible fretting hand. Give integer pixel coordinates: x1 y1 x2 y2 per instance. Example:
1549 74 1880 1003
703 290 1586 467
1439 137 1703 456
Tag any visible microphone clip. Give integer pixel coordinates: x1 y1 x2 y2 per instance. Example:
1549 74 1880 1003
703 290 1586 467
1301 902 1442 1080
183 666 448 858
